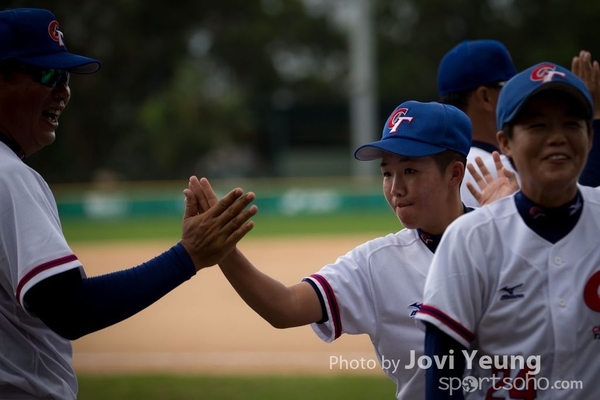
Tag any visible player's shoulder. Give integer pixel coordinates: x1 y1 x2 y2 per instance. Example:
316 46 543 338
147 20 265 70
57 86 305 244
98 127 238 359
0 146 48 196
579 184 600 205
448 195 517 235
354 228 421 254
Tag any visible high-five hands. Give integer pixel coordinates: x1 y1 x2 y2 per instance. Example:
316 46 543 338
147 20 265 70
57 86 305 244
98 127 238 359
180 176 258 271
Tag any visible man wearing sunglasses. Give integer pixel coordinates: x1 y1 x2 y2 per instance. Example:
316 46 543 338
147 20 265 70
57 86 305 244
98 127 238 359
0 8 257 399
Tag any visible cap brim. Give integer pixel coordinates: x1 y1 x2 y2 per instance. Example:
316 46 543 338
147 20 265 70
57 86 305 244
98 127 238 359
504 81 593 125
16 52 101 74
354 138 446 161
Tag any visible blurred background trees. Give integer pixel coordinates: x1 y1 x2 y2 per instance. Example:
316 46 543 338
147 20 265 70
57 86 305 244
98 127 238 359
7 0 600 183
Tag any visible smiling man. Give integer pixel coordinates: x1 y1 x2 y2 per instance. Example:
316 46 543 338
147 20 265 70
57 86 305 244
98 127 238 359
0 8 257 399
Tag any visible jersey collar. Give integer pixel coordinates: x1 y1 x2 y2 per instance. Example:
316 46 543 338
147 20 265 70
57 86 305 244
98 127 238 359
0 132 25 160
418 204 475 253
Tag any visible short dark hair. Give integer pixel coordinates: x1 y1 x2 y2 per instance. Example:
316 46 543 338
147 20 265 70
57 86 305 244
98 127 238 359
439 89 472 112
439 82 505 113
430 150 467 176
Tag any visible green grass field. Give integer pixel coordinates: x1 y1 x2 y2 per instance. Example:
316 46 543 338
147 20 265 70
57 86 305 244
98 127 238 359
77 374 396 400
62 211 403 242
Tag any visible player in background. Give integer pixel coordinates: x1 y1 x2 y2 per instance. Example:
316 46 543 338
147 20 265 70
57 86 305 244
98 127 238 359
439 40 600 206
0 8 257 399
417 62 600 399
185 100 479 399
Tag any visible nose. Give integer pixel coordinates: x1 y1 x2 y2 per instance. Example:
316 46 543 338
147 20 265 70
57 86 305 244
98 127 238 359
390 175 407 197
52 82 71 106
546 125 567 146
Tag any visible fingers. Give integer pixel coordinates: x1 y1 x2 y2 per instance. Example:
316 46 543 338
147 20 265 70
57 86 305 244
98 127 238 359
189 176 212 213
465 181 482 204
572 54 580 77
183 188 199 218
199 177 219 208
467 162 486 190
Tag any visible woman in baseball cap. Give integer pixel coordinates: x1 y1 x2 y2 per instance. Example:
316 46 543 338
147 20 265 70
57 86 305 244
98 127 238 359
418 62 600 399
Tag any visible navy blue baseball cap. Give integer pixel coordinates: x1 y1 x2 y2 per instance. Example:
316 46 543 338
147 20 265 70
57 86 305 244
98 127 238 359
438 40 516 96
496 62 593 130
0 8 101 73
354 101 472 161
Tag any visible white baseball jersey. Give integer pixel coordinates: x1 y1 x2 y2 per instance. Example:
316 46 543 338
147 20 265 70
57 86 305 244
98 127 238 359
461 146 517 208
304 228 434 399
417 185 600 399
0 142 83 399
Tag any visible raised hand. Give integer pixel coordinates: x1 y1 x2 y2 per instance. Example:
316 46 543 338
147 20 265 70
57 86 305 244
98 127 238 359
180 176 257 270
572 50 600 119
465 151 519 206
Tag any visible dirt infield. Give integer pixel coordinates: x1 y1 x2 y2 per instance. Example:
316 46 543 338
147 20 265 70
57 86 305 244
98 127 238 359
71 235 384 376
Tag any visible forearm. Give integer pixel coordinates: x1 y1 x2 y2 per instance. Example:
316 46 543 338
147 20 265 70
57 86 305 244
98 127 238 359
218 247 311 328
424 323 466 400
25 244 196 340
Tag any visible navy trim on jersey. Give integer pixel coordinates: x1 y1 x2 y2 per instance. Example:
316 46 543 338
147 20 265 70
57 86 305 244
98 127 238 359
418 305 474 343
417 229 443 254
303 278 328 324
514 190 583 244
0 131 25 159
418 205 474 253
309 274 342 340
471 140 499 154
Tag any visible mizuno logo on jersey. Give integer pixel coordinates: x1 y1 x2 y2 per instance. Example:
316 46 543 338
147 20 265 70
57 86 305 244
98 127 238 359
408 302 422 317
499 284 525 301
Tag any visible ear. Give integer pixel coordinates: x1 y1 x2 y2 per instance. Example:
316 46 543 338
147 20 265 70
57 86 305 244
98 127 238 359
447 160 465 189
497 130 512 157
474 86 496 113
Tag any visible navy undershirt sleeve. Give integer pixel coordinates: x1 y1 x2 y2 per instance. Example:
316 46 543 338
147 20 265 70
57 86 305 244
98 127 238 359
579 119 600 187
24 243 196 340
424 323 467 400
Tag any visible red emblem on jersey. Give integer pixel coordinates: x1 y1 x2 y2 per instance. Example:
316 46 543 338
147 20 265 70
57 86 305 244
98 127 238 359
530 63 566 83
584 270 600 312
388 108 413 134
48 20 65 47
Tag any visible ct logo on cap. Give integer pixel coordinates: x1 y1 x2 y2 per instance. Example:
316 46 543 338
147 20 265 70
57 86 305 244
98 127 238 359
48 20 65 47
530 63 566 83
388 108 413 134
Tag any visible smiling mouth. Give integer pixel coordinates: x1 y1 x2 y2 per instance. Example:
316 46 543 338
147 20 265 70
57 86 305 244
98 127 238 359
543 154 569 161
43 109 60 124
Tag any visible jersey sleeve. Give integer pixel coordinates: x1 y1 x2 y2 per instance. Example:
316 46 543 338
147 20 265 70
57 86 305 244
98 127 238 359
415 214 489 348
0 168 83 312
302 243 377 343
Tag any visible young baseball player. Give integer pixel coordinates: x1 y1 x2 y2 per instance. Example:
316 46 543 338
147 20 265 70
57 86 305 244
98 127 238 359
417 62 599 399
0 8 257 399
439 41 600 206
187 100 474 399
